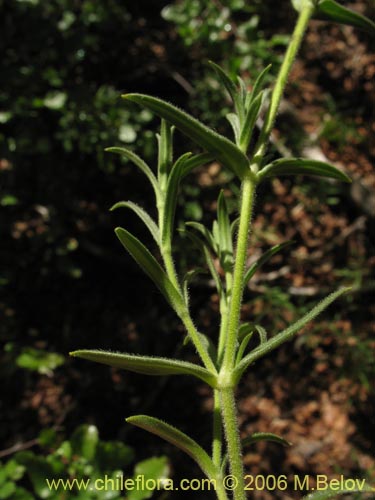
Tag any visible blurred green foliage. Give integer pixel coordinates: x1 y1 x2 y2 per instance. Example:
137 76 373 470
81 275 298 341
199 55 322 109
15 348 65 376
0 425 168 499
1 0 181 454
161 0 290 126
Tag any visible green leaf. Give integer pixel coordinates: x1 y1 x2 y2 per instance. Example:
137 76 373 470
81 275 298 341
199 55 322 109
237 76 248 110
0 195 19 207
7 486 34 500
16 348 64 375
238 322 254 342
185 222 217 253
161 152 192 247
301 482 374 500
110 201 160 246
217 191 233 272
258 158 351 183
182 268 207 305
70 350 216 386
157 119 174 190
15 452 62 499
221 431 290 472
4 460 25 481
226 113 241 144
180 152 214 180
208 61 237 98
234 287 351 382
244 241 294 285
71 424 98 461
126 415 218 480
316 0 375 36
182 229 223 299
245 64 272 110
254 325 267 344
235 331 254 364
115 227 184 313
242 432 291 448
96 440 134 472
239 91 263 152
0 481 16 499
123 94 250 180
105 147 160 199
128 457 170 500
208 61 243 120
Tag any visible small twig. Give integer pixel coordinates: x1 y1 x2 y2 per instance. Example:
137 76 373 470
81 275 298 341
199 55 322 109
0 438 38 459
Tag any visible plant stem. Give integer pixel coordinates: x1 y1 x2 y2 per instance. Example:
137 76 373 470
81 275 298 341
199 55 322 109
220 387 245 500
252 4 315 167
217 301 229 365
159 209 217 374
181 312 218 374
222 175 256 372
212 389 222 467
162 242 180 290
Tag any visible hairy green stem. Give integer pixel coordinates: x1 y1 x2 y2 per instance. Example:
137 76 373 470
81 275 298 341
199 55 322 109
158 197 217 374
216 10 315 500
217 301 229 365
252 4 314 167
180 312 217 374
220 388 245 500
162 242 180 290
215 477 230 500
222 175 256 372
212 389 222 467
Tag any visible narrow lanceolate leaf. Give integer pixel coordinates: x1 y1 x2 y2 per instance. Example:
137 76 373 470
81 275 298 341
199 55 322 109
208 61 237 99
301 482 374 500
185 222 217 254
222 431 291 471
208 61 243 119
226 113 241 144
217 191 233 271
70 350 216 386
157 119 174 189
242 432 291 448
126 415 218 480
115 227 184 313
238 322 254 342
316 0 375 36
245 64 272 110
236 325 267 365
183 229 223 299
255 325 267 344
110 201 160 246
123 94 250 180
162 152 192 247
237 76 248 114
234 287 351 382
105 147 160 199
180 152 214 180
235 332 254 364
244 241 294 285
258 158 351 183
182 268 207 305
239 91 263 152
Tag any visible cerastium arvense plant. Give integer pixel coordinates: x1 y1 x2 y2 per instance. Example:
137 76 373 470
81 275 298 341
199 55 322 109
71 2 374 499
